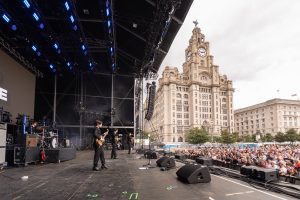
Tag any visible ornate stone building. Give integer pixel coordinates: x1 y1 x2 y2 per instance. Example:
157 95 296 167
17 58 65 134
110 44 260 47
145 26 234 143
234 99 300 136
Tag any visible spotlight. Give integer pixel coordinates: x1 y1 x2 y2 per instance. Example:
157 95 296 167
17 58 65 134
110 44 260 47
2 14 10 23
73 25 77 31
31 45 37 51
107 20 111 28
39 23 44 29
64 1 70 11
11 24 17 31
81 44 86 51
49 64 54 69
37 51 41 56
33 13 39 21
84 51 87 55
54 43 59 49
70 15 74 23
106 8 110 16
23 0 31 8
57 49 61 54
110 47 113 53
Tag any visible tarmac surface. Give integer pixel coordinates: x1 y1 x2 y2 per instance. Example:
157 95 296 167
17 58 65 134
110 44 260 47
0 150 298 200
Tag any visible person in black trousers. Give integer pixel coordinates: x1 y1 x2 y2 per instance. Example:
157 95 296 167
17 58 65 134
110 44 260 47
110 129 118 159
93 120 108 171
127 132 133 154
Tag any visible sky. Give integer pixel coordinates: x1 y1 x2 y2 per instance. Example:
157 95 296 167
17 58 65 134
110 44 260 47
160 0 300 109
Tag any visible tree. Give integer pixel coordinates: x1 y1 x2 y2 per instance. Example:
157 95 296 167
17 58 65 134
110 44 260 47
185 128 210 144
274 132 286 143
285 129 298 143
240 134 255 142
213 136 222 143
261 133 274 142
232 132 239 142
220 130 236 144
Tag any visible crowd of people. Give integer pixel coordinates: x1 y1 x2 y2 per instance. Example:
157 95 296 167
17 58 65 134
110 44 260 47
173 144 300 176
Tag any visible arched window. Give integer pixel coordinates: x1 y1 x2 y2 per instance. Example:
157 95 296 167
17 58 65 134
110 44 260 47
177 93 182 98
178 137 183 142
222 98 226 102
184 94 188 99
173 137 175 142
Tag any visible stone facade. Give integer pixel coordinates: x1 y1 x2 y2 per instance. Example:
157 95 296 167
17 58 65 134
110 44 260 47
234 99 300 136
145 26 234 143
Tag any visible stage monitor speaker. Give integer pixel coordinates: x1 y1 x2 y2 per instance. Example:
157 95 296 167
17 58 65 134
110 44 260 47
144 150 157 159
195 157 213 166
156 157 175 168
176 164 211 184
254 167 278 182
175 154 187 160
240 165 254 177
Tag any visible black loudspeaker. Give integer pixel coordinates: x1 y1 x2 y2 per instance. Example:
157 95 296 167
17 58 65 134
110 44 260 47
175 154 187 160
156 157 175 168
254 167 278 182
240 166 278 182
144 150 157 159
195 157 213 166
176 164 211 184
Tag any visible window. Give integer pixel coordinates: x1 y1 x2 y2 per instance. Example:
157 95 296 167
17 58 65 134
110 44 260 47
177 93 181 98
177 113 182 118
176 105 182 111
184 106 189 112
184 94 188 99
178 137 183 142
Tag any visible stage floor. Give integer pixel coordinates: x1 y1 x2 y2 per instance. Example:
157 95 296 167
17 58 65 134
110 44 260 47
0 150 297 200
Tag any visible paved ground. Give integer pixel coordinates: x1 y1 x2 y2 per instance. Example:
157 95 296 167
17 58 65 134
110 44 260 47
0 150 297 200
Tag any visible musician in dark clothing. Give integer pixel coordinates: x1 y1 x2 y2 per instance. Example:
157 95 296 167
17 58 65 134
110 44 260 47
127 133 133 154
110 129 118 159
93 120 108 171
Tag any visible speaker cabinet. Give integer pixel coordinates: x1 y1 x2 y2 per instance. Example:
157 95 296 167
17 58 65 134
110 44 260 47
176 164 211 184
195 157 213 166
26 135 38 147
156 157 175 168
240 166 278 182
144 150 157 159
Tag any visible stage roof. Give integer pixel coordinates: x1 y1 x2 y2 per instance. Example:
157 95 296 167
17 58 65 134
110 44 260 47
0 0 193 78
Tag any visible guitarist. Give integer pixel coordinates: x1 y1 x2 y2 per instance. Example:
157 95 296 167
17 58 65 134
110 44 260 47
93 120 108 171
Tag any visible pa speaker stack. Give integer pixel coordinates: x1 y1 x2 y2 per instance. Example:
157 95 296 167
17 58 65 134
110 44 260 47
156 157 175 169
195 157 213 166
176 164 211 184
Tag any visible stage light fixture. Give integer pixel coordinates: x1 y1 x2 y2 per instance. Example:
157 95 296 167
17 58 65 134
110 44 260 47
37 51 41 56
110 47 113 53
70 15 74 23
11 24 17 31
81 44 86 51
31 45 37 51
2 14 10 23
106 8 110 16
33 12 39 21
107 20 111 28
49 64 54 69
66 62 72 70
57 49 61 54
73 25 77 31
64 1 70 11
23 0 31 8
39 23 44 29
54 43 59 49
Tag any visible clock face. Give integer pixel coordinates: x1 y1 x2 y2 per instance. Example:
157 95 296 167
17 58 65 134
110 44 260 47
198 47 206 57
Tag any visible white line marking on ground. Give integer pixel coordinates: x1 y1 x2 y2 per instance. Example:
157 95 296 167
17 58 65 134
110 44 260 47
35 182 46 189
12 195 22 200
209 197 215 200
226 191 254 196
212 174 288 200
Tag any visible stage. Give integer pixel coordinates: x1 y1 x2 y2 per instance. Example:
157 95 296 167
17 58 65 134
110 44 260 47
0 150 297 200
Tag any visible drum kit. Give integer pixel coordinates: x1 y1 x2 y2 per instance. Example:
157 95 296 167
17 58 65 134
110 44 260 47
36 126 58 149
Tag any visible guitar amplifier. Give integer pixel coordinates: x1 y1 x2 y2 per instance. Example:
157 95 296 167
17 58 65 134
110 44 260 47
26 135 38 147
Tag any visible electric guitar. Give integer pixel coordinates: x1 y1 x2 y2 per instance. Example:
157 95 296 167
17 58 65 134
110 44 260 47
96 129 109 146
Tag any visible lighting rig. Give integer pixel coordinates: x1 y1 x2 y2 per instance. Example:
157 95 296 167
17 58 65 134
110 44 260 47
64 0 94 71
105 0 117 72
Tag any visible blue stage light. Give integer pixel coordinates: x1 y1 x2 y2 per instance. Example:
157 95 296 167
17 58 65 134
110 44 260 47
31 45 37 51
33 13 39 21
64 1 70 11
54 43 59 49
2 14 10 23
70 15 74 23
106 8 110 16
81 44 86 51
49 64 54 69
23 0 31 8
107 20 111 28
11 25 17 31
39 23 44 29
110 47 113 53
84 51 87 55
73 25 77 31
67 62 71 66
57 49 61 54
37 51 41 56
